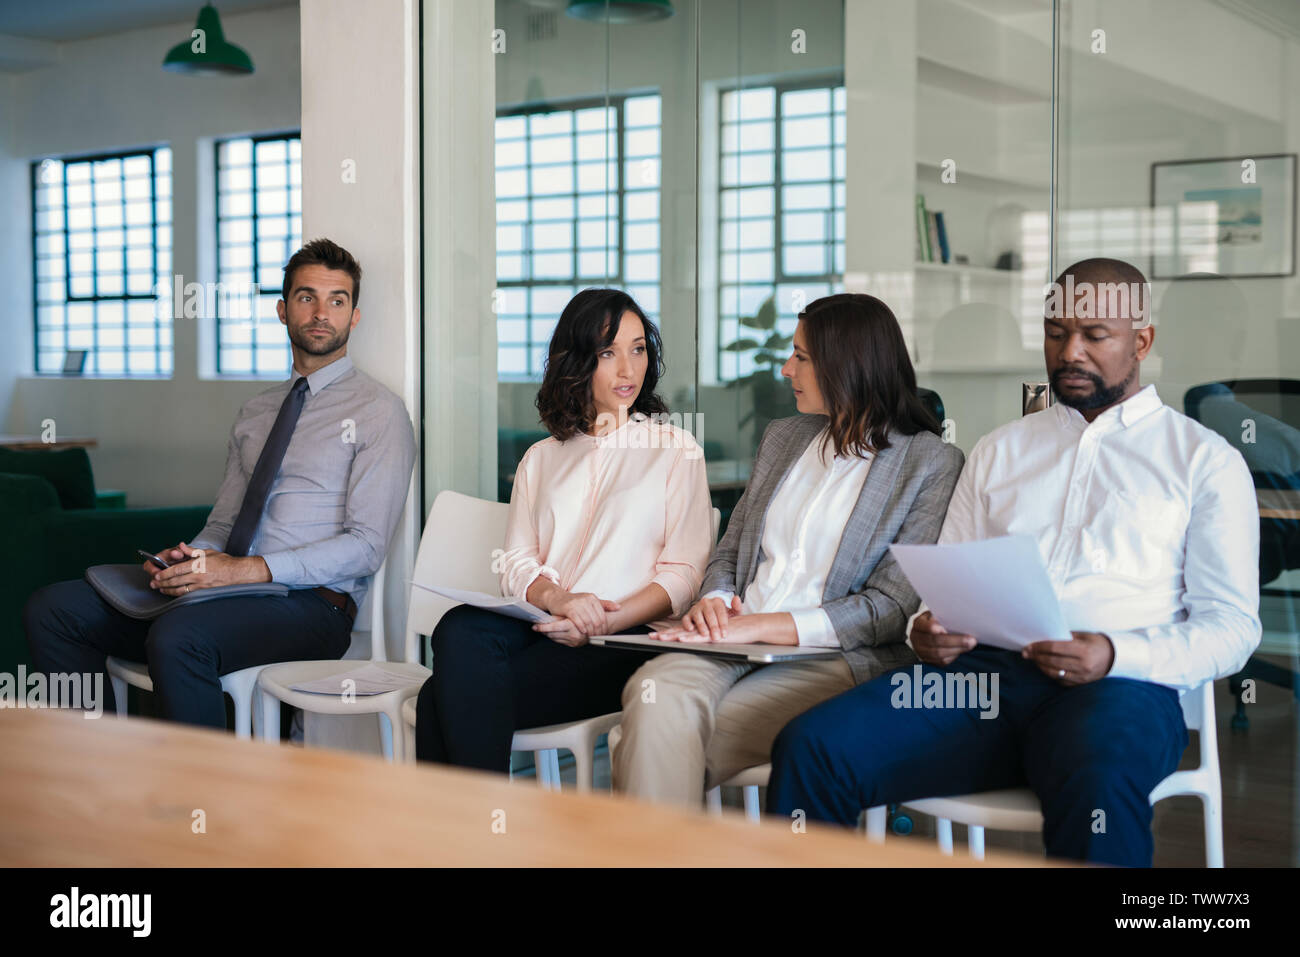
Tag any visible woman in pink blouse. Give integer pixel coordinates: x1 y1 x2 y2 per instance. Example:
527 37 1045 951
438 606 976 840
413 288 714 773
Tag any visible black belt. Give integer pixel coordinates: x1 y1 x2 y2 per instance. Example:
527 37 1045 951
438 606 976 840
313 586 357 625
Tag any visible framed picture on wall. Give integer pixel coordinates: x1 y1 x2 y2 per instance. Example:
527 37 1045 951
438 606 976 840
1150 153 1296 279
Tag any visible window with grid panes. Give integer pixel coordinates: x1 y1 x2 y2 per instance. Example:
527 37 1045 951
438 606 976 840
718 82 845 382
32 148 173 376
216 134 302 376
495 94 661 379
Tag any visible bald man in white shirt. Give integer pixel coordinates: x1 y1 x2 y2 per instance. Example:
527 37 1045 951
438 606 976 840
767 258 1261 866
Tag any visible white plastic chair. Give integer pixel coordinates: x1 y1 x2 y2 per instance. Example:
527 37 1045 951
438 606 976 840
400 498 721 790
865 680 1224 866
706 763 770 821
255 557 434 760
401 695 621 791
104 566 372 739
107 657 267 739
703 763 889 836
393 490 622 789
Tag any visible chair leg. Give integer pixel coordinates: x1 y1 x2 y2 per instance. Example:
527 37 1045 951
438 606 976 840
864 805 887 841
535 749 557 790
110 675 128 717
382 710 403 763
402 715 417 765
231 692 252 740
968 824 986 861
936 817 954 855
1202 792 1224 868
573 741 593 792
378 712 396 762
705 786 722 814
742 785 761 823
258 691 281 743
547 750 563 789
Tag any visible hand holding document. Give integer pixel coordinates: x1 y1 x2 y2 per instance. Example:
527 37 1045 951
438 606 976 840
408 582 554 623
889 535 1072 650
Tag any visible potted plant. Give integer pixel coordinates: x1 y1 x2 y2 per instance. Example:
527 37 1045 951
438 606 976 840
722 294 797 448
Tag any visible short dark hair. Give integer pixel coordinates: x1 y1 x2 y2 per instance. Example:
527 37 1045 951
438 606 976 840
798 293 941 456
535 288 668 440
1054 256 1147 290
281 238 362 307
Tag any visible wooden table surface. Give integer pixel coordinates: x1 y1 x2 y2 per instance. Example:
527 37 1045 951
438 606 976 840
0 709 1043 867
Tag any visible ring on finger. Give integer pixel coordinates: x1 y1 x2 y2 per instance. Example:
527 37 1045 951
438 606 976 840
1058 668 1065 678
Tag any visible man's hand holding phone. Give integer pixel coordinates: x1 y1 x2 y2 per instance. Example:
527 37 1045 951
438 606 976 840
142 542 271 596
138 544 188 577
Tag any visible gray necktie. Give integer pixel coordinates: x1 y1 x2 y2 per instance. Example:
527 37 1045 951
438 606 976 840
225 376 310 557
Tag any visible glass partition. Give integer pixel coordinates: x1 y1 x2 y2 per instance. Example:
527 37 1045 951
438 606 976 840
1058 0 1300 865
480 0 1297 861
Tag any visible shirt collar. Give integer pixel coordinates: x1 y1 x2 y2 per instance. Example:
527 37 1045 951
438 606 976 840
1054 382 1162 432
292 354 354 397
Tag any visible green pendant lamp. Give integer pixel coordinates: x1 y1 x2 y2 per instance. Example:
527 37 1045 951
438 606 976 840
566 0 674 23
163 4 254 75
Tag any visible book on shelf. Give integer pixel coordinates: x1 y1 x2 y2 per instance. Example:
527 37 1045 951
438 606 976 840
934 210 950 264
926 211 942 265
915 193 932 263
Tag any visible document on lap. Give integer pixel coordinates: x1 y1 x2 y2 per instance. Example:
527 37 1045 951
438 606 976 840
890 536 1073 650
407 581 554 623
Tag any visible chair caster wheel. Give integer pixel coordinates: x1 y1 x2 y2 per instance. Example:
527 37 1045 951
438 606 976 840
891 814 913 835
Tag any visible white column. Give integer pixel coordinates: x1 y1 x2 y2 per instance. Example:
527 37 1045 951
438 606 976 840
299 0 422 751
843 0 917 337
421 0 498 504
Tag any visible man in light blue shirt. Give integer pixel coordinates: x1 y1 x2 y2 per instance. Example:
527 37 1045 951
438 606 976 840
25 239 416 728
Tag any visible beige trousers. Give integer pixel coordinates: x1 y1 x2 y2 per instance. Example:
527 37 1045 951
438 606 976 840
609 652 855 808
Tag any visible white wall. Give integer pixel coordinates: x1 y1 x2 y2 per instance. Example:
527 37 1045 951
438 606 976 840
0 5 301 505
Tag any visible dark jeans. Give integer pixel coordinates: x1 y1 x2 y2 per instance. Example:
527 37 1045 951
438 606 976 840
767 647 1188 867
24 579 352 729
415 604 653 773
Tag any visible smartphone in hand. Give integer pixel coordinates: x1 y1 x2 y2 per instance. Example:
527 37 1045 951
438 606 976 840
137 549 172 569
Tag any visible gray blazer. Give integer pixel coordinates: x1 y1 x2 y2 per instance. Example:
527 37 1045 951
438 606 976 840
700 414 965 685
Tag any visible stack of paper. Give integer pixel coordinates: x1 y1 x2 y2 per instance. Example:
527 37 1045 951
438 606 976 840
889 535 1072 649
408 582 554 623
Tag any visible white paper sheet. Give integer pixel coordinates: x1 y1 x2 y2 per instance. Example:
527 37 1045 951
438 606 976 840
289 664 425 696
408 581 554 623
889 536 1073 650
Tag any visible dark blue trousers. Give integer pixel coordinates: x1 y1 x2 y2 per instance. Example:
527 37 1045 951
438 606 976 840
24 578 352 728
415 604 652 773
767 647 1188 866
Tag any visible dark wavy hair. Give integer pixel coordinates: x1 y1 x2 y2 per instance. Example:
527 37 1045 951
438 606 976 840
798 293 940 457
535 288 668 440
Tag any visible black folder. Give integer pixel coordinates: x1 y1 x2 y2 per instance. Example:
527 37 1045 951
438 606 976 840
84 563 289 620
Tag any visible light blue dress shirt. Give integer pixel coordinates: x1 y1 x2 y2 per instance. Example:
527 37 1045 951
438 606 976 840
190 354 417 611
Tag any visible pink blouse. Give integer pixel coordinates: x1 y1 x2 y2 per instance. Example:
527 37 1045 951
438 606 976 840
499 414 714 618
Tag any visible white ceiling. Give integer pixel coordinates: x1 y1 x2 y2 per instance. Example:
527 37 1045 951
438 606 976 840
0 0 294 42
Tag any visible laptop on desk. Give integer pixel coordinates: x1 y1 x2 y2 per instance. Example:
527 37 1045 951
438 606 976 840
588 634 841 664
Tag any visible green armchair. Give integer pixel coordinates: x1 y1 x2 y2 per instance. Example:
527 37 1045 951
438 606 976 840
0 447 211 673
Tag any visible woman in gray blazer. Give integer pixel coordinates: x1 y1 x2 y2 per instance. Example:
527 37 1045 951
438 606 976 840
610 293 965 808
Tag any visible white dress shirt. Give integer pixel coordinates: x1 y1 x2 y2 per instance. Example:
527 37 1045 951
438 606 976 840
935 384 1260 692
706 429 873 646
499 414 714 618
